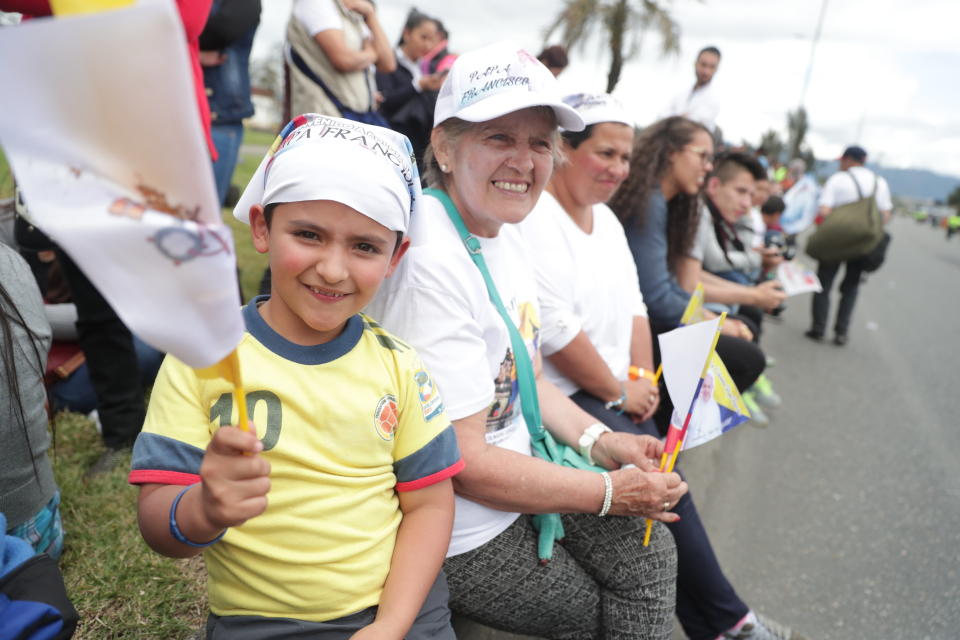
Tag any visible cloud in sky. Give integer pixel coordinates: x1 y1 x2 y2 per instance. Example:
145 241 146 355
254 0 960 177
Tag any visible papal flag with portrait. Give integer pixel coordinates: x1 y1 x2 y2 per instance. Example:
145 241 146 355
659 316 751 453
0 0 244 371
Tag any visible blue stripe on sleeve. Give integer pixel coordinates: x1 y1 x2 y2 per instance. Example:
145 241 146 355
393 426 461 485
131 432 206 475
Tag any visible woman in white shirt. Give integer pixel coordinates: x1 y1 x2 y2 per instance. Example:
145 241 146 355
368 45 686 639
286 0 395 121
519 94 804 640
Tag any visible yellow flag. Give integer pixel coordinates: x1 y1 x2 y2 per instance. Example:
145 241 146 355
197 349 251 433
50 0 133 16
679 283 707 326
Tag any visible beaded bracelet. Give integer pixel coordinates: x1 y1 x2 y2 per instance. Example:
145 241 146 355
598 472 613 517
603 384 627 414
169 485 226 548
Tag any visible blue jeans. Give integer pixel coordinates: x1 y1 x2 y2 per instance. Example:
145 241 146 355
7 491 64 560
570 390 749 640
52 336 164 416
211 123 244 206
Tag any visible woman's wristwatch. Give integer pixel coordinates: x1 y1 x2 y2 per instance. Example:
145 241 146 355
578 422 612 465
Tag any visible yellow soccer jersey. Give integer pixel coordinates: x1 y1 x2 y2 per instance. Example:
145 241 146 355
129 300 463 622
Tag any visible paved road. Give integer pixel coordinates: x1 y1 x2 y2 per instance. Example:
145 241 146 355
679 215 960 639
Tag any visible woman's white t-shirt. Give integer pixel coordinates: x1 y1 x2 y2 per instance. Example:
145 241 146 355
293 0 370 38
366 194 539 556
517 193 647 397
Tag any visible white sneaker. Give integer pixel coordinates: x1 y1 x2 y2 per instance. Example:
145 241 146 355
723 613 808 640
87 409 102 434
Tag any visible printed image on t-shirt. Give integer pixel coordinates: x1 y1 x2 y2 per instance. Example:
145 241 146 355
484 301 540 440
486 348 517 435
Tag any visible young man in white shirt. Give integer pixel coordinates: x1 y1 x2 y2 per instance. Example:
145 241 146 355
806 145 892 345
664 46 722 133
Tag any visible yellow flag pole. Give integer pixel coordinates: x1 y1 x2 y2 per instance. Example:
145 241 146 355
197 348 250 433
641 363 668 545
225 350 250 433
50 0 134 16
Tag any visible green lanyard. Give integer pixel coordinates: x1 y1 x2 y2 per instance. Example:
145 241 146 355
424 188 547 444
425 188 604 562
425 189 602 471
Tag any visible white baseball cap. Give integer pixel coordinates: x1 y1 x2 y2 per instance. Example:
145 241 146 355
233 114 420 234
561 93 634 129
434 43 584 131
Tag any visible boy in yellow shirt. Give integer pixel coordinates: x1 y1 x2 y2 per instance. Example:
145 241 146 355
130 114 463 639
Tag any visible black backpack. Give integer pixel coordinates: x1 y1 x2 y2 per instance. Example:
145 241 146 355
0 545 78 639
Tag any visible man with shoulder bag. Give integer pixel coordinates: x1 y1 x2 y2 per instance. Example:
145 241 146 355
805 146 892 345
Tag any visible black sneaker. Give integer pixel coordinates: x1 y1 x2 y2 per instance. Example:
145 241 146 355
84 447 124 480
833 334 848 346
804 329 824 342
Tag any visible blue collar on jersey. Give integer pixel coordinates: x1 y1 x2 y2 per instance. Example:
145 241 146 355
242 295 364 365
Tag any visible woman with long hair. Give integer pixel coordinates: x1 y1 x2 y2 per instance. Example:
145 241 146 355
368 45 686 639
0 243 63 560
608 116 766 395
522 97 805 640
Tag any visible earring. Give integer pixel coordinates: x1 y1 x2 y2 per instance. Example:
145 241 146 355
440 164 449 173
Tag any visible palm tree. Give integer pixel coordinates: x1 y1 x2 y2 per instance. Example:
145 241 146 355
786 106 809 161
543 0 682 93
758 129 785 164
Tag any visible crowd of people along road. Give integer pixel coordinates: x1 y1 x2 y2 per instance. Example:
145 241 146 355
2 1 901 639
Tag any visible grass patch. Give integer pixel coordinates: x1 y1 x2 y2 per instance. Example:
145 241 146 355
224 134 270 302
242 127 277 149
1 146 14 199
53 411 206 639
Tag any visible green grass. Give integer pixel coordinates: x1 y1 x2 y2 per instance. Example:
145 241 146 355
241 127 278 149
53 412 206 639
224 132 270 302
1 146 14 199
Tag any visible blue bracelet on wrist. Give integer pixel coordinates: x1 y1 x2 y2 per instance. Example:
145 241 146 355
169 485 226 548
604 384 628 415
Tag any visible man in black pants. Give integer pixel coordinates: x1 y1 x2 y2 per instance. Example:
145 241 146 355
15 189 145 476
57 251 145 476
806 146 892 345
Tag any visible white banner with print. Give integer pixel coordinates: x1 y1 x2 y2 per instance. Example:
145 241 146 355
0 0 244 368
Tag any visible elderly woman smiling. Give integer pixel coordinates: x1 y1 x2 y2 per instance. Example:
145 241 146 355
368 44 686 639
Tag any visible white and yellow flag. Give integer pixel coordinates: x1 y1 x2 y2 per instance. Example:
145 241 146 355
679 282 708 326
658 316 750 452
0 0 244 369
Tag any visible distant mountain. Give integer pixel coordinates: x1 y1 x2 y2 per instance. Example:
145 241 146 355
815 161 960 202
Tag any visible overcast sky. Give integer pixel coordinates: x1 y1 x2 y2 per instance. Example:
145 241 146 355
253 0 960 178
